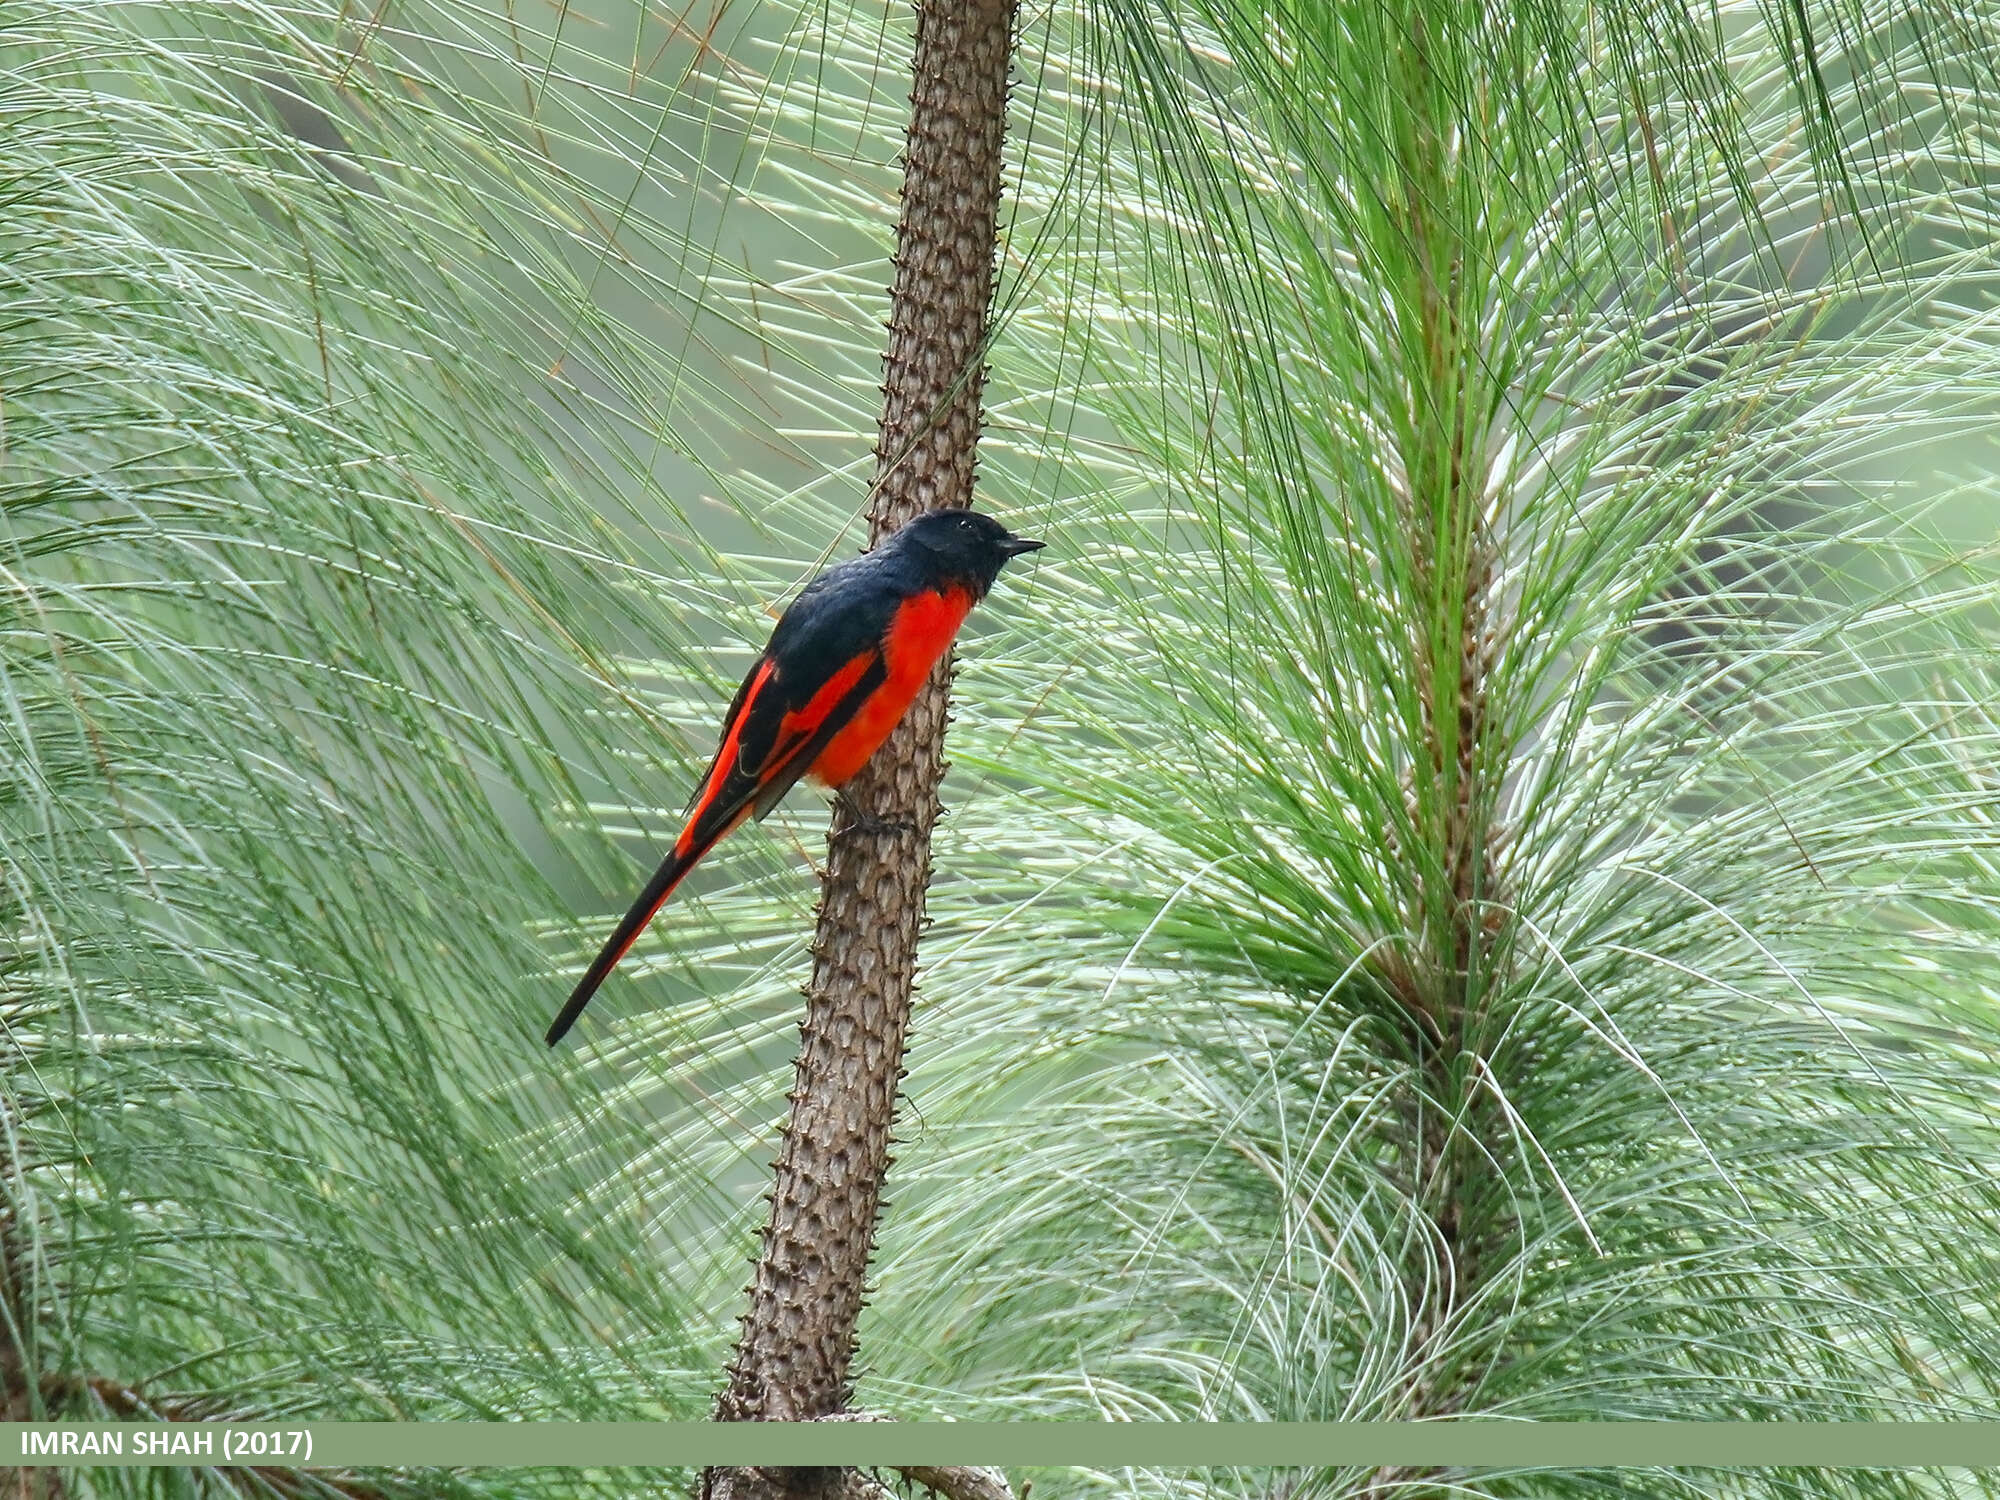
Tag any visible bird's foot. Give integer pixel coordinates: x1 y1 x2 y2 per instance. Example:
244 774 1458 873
842 811 921 840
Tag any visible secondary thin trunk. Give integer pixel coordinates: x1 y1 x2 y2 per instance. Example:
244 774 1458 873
705 0 1017 1490
1363 8 1512 1494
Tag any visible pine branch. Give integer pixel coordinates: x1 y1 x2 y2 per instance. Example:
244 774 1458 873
705 0 1020 1493
1363 4 1516 1474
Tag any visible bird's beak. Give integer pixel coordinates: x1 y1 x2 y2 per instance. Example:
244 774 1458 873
999 534 1046 556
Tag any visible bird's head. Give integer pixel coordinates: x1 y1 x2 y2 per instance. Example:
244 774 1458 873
894 509 1044 595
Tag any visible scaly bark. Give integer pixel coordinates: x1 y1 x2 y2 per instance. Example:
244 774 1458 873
704 0 1017 1494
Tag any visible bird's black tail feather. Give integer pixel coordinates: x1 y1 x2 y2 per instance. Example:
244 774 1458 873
545 827 726 1046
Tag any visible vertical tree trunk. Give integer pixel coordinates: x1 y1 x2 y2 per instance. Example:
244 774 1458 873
1362 9 1510 1495
704 0 1017 1493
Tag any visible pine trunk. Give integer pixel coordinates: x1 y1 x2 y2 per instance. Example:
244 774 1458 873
703 0 1017 1492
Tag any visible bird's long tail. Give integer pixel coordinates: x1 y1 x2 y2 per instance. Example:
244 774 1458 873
545 817 738 1046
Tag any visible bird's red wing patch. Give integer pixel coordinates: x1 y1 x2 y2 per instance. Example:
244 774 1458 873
677 657 777 856
807 585 973 788
764 652 877 773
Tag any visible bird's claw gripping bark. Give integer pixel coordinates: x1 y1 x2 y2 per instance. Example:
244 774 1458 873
842 811 921 840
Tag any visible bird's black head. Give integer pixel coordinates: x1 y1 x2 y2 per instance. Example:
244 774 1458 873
891 509 1044 596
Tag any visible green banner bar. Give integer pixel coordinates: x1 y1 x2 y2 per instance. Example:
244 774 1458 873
6 1423 2000 1469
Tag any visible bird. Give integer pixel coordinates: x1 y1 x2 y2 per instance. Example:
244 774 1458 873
546 508 1043 1046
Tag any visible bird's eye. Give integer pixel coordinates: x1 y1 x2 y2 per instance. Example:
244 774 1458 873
957 516 974 532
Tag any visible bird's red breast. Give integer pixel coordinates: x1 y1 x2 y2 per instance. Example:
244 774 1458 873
806 583 972 787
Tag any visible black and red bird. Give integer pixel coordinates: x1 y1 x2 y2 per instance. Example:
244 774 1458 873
547 508 1043 1046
